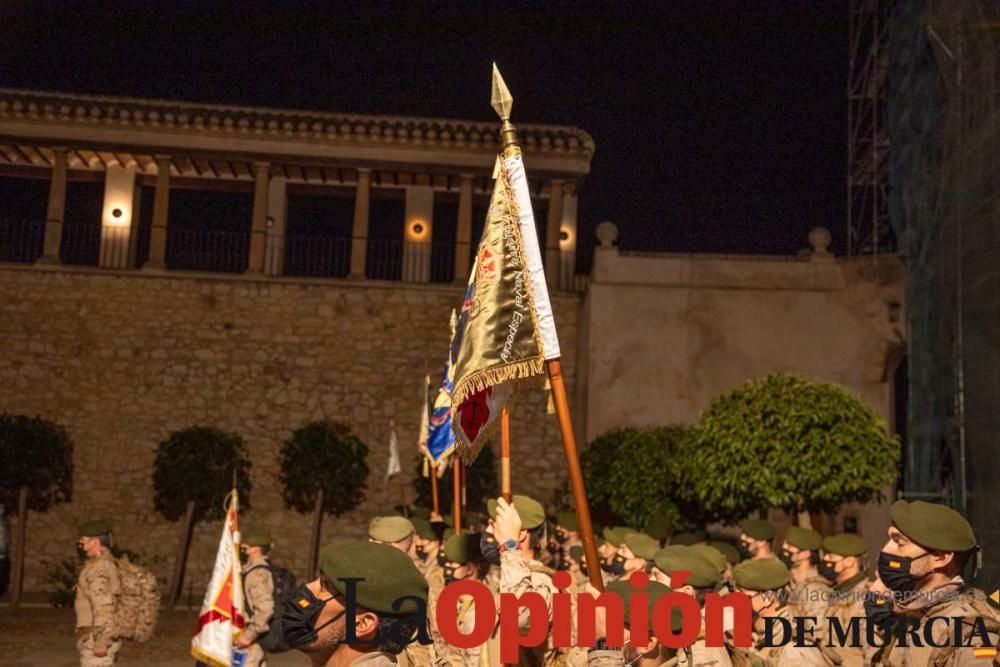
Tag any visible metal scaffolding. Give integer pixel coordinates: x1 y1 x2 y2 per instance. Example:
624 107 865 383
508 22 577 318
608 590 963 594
848 0 893 256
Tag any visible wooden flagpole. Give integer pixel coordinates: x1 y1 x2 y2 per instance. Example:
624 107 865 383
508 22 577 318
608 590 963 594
452 457 462 533
430 462 440 515
500 406 512 502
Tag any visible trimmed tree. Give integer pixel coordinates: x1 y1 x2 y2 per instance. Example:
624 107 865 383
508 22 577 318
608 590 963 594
153 426 251 608
581 427 691 531
413 446 498 517
0 414 73 608
680 373 900 526
279 421 369 578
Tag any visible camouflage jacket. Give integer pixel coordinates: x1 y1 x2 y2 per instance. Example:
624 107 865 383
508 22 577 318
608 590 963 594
241 557 274 644
75 551 121 648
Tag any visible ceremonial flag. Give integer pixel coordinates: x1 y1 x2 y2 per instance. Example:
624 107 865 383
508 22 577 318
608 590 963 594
386 420 401 480
191 489 245 667
451 71 560 461
425 310 458 469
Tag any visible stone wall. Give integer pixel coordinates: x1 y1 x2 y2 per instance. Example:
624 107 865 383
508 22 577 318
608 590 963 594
0 265 580 596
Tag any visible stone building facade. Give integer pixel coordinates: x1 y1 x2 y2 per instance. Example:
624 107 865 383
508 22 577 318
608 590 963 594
0 89 906 596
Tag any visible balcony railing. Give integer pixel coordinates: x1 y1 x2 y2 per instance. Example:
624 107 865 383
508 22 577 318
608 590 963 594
60 221 101 266
166 228 249 273
0 218 44 263
366 238 402 281
284 235 351 278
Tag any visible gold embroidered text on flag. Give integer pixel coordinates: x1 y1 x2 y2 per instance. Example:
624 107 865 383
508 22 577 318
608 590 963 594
451 156 557 461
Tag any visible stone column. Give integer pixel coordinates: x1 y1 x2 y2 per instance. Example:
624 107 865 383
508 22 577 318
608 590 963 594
349 168 371 279
247 161 270 274
545 179 564 288
264 175 287 276
143 155 171 270
454 173 474 283
37 147 68 264
402 185 433 283
99 163 138 269
559 182 578 291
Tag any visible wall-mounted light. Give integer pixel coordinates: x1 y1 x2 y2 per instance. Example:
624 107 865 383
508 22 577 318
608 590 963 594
413 223 424 235
559 226 574 247
112 208 123 219
406 218 429 241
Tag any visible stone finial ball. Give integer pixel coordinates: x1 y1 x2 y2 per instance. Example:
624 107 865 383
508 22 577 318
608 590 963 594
596 221 619 247
808 227 832 254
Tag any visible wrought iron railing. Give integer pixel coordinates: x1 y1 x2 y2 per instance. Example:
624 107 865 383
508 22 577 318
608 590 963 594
0 218 44 263
284 235 351 278
366 238 402 281
60 221 101 266
430 241 456 283
166 228 249 273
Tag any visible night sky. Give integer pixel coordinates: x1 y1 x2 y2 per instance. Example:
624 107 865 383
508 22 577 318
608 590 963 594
1 1 848 257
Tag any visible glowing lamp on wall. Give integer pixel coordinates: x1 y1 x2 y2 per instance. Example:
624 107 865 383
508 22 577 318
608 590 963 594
406 218 429 241
103 203 131 227
559 226 574 248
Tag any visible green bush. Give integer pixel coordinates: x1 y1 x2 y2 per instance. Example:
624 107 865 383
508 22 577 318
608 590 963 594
581 427 692 531
413 446 498 514
680 373 900 522
0 414 73 511
279 421 369 516
153 426 251 522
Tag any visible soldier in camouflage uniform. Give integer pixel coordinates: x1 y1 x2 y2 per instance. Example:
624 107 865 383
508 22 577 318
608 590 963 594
738 519 776 562
237 528 275 667
429 534 482 667
818 533 870 667
872 500 1000 667
411 517 443 579
586 579 672 667
75 520 121 667
779 526 831 622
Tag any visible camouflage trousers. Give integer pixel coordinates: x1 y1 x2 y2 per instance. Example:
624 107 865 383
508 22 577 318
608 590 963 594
77 636 122 667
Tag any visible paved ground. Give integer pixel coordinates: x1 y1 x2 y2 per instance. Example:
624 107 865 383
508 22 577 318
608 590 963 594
0 607 309 666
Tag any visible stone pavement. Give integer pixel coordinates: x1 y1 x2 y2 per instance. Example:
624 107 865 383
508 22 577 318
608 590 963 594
0 607 308 666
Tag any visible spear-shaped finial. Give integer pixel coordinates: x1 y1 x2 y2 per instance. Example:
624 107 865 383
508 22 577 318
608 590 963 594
491 63 519 151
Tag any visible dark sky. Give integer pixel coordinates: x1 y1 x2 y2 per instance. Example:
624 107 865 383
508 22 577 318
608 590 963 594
0 1 848 257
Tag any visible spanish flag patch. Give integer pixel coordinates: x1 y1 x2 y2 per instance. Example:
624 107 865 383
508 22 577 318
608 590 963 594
973 647 997 659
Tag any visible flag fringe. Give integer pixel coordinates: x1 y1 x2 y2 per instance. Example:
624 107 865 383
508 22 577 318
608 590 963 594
451 357 544 409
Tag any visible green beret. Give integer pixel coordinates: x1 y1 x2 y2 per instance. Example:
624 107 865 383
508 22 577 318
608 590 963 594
486 495 546 530
602 526 629 547
443 527 456 541
624 532 659 560
368 516 415 543
740 519 775 541
605 580 674 632
784 526 822 551
822 533 868 557
411 517 438 541
410 506 431 520
79 520 112 537
691 544 728 574
890 500 976 552
708 541 742 565
242 528 272 546
644 514 673 541
569 545 584 562
670 531 703 546
443 534 470 564
318 540 427 614
556 511 579 532
732 558 790 591
653 545 720 588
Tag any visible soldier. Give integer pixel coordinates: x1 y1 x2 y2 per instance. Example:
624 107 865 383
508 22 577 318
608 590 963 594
411 517 443 578
369 516 417 554
779 526 831 621
738 519 776 561
706 541 742 588
644 514 672 547
872 500 1000 666
653 545 733 666
75 520 121 667
600 527 630 580
489 494 561 667
587 579 672 667
619 532 659 576
731 559 836 666
819 533 871 667
236 528 275 667
282 538 428 667
429 534 482 667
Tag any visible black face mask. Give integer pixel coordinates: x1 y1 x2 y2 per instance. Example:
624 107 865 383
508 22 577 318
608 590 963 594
601 553 626 576
546 541 560 555
437 551 448 567
555 531 569 544
414 546 428 561
239 550 249 566
281 584 344 650
864 591 898 627
778 548 795 568
818 559 838 583
738 542 752 560
878 550 931 593
443 565 468 585
480 533 500 566
76 544 87 562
